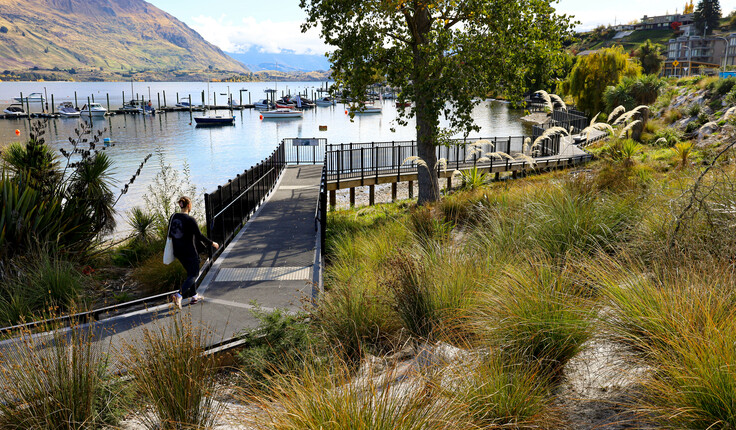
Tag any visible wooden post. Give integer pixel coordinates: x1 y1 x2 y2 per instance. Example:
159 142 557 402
408 181 414 199
51 94 55 114
122 91 125 109
249 92 251 104
495 172 500 181
329 190 336 208
512 170 518 179
349 188 356 207
91 94 95 103
239 91 242 106
157 93 161 109
106 93 110 112
74 91 78 109
369 185 375 206
87 97 92 127
446 176 452 191
391 183 397 202
214 92 217 106
201 91 205 108
163 90 167 108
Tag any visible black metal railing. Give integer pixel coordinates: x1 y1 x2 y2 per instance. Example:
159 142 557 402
532 109 590 140
204 141 286 248
284 137 328 165
325 135 561 187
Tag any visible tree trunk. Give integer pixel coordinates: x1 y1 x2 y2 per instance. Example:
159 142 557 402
411 7 440 205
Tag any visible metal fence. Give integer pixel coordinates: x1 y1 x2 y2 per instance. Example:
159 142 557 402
325 135 561 187
284 137 328 165
532 109 590 140
204 141 286 248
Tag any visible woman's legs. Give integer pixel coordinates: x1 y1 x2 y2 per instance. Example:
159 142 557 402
179 256 200 299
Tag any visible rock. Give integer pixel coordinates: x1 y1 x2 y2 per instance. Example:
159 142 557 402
674 116 696 131
414 341 467 369
698 121 719 140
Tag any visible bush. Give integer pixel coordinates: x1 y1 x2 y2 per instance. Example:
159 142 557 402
237 309 318 390
0 248 86 325
650 127 682 146
123 313 221 429
687 103 702 118
708 76 736 96
0 26 8 34
132 252 187 295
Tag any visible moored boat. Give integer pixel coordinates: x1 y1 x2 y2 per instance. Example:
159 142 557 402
2 104 26 117
260 108 304 119
13 92 45 103
193 115 235 125
80 103 107 118
58 102 80 117
253 99 271 109
315 96 335 107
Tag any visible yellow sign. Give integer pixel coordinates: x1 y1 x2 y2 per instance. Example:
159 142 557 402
673 60 680 67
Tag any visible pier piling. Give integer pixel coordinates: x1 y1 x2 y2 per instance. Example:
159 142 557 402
157 93 161 109
51 94 55 114
106 93 110 112
74 91 78 109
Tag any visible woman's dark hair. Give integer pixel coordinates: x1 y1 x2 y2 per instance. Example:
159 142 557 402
178 196 192 211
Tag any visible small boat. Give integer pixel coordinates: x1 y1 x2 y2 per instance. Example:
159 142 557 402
193 115 235 125
350 104 382 114
314 96 335 107
261 108 304 119
122 100 155 114
2 104 26 117
13 92 45 103
275 99 296 109
58 102 80 118
253 99 271 110
176 101 196 108
80 103 107 118
395 101 411 108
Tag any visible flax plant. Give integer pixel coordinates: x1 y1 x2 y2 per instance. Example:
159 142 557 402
123 313 221 429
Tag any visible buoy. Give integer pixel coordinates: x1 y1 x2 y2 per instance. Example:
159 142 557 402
15 129 20 135
319 125 328 131
259 115 263 120
103 137 111 143
345 110 348 115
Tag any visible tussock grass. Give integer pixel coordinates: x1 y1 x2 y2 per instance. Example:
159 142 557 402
132 252 187 295
122 313 221 429
251 355 466 430
0 325 112 429
448 355 559 429
472 261 595 376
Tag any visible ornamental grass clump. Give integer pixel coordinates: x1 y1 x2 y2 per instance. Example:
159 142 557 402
251 355 465 430
447 354 559 429
0 324 112 429
472 262 595 377
123 313 221 429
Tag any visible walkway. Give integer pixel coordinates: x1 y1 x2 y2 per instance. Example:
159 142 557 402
0 165 323 353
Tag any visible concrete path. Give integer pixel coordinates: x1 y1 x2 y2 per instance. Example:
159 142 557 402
0 165 323 355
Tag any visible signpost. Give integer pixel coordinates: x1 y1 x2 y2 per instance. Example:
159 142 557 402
291 138 321 147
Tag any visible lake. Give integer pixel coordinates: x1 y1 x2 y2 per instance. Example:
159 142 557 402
0 81 530 235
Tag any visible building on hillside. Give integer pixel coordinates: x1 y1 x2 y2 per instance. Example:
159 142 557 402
638 13 693 30
663 35 729 77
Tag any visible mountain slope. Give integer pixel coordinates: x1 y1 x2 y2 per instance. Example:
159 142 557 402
0 0 248 73
227 48 330 72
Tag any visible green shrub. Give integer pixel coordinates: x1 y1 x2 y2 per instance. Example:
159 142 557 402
132 252 186 295
687 104 702 117
123 313 221 429
708 77 736 96
650 127 682 146
0 248 86 325
237 309 318 390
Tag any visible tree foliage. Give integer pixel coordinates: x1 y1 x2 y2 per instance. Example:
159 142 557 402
563 46 641 116
604 75 664 112
300 0 575 203
635 40 665 75
693 0 721 35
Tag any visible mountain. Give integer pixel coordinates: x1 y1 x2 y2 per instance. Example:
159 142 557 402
0 0 248 75
227 47 330 73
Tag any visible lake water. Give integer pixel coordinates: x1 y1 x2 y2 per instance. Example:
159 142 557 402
0 81 529 234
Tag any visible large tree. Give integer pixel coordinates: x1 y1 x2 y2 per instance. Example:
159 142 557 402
635 40 665 75
693 0 721 35
300 0 575 204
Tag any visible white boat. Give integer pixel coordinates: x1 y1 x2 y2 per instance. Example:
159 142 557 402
13 92 45 103
58 102 80 118
351 105 382 114
261 108 303 119
80 103 107 118
253 99 271 110
315 96 335 107
2 104 26 117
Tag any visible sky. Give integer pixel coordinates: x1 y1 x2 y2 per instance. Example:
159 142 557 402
147 0 736 55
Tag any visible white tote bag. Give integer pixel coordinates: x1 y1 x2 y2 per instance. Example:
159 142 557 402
163 215 175 265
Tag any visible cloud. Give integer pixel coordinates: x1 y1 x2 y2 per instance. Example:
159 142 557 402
190 15 329 55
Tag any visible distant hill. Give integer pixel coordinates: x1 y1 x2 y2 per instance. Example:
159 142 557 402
0 0 248 75
227 47 331 72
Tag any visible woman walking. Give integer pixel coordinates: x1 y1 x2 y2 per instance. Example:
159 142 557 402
169 196 219 309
